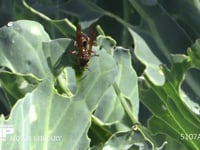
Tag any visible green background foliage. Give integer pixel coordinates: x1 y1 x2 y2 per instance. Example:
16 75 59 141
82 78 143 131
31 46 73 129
0 0 200 150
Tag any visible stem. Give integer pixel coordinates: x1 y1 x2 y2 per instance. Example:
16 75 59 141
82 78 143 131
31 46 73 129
112 82 138 124
113 82 158 149
22 0 51 21
96 25 105 36
91 115 113 135
22 0 76 36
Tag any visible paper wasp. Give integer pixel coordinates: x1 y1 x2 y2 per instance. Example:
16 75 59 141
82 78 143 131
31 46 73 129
72 24 97 69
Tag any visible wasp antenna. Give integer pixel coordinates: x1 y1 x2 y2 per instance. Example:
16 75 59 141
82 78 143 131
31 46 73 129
88 24 96 54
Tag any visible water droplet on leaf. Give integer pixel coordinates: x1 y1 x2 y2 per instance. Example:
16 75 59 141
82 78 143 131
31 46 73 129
7 22 13 27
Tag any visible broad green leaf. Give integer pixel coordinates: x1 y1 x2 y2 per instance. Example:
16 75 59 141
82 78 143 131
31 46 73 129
0 27 118 150
0 62 116 149
0 20 50 105
148 117 188 150
0 71 41 105
141 87 200 150
140 53 200 150
0 20 50 78
126 1 200 126
113 47 139 121
128 28 165 86
94 36 139 129
128 0 192 62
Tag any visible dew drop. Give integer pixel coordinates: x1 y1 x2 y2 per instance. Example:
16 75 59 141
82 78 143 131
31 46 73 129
29 105 37 123
7 21 13 27
30 27 40 35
